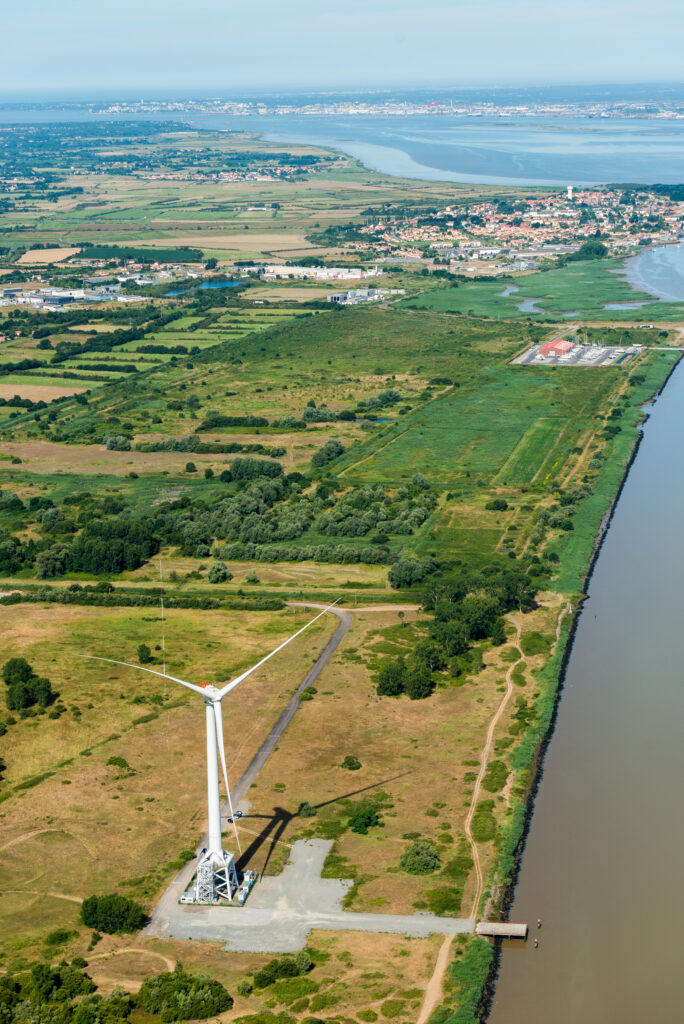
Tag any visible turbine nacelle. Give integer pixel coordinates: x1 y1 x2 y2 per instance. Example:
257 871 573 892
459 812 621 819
200 685 222 702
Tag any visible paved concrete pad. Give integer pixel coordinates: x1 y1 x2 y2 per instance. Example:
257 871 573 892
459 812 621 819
159 840 474 952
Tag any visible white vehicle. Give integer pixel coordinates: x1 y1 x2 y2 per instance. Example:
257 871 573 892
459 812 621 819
180 892 195 905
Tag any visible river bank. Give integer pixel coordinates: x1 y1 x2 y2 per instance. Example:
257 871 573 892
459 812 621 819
481 346 684 1023
431 347 682 1024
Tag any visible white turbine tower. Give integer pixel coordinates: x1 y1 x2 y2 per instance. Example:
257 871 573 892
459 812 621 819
80 600 338 903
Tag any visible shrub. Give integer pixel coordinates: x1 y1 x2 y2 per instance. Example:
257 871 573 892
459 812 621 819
81 893 147 933
236 979 253 997
426 887 463 916
185 462 197 473
298 801 317 818
399 840 441 875
208 561 233 584
404 661 434 700
341 755 361 771
485 498 508 511
271 977 318 1005
348 806 381 834
471 800 497 842
311 439 345 468
376 657 407 696
380 999 406 1019
294 950 312 974
137 966 233 1020
44 928 77 946
137 643 152 665
482 760 507 793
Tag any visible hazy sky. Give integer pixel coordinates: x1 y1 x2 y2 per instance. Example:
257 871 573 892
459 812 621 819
3 0 684 96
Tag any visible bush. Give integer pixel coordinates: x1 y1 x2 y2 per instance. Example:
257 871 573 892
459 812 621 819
298 801 317 818
311 439 345 468
426 887 462 916
348 806 381 834
471 800 497 842
236 978 253 997
208 561 233 584
404 661 434 700
185 462 197 473
81 893 147 933
388 556 435 589
482 760 507 793
380 999 406 1019
399 839 441 875
271 977 318 1005
137 643 152 664
341 755 361 771
376 657 407 696
137 965 233 1020
485 498 508 511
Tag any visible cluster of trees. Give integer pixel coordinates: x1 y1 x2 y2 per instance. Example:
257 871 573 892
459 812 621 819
2 658 56 711
104 435 131 451
0 961 232 1024
81 894 146 933
0 358 43 378
218 541 392 565
311 439 345 468
1 588 283 612
197 413 268 431
318 482 434 539
252 951 312 990
377 562 538 700
376 656 434 700
37 516 160 577
388 556 437 588
135 436 277 456
137 967 232 1022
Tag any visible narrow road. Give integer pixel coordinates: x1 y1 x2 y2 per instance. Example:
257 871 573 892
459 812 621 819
230 604 352 807
144 604 350 935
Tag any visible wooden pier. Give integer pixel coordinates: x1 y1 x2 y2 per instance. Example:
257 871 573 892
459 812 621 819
476 921 529 940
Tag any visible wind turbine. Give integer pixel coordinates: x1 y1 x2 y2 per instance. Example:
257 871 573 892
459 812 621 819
80 600 339 903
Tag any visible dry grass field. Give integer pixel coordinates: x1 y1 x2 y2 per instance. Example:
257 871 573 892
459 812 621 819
0 382 88 401
16 247 81 265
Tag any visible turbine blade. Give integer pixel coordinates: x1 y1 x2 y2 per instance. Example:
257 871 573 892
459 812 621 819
216 599 340 699
213 701 241 853
77 655 206 696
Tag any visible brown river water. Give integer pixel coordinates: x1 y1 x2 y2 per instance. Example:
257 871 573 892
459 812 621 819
488 360 684 1023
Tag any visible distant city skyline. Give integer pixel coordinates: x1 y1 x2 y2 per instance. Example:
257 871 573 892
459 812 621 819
4 0 684 97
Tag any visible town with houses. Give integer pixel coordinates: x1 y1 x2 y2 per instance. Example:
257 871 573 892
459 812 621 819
348 186 684 270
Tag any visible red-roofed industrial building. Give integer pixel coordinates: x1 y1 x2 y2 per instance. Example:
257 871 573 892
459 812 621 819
539 337 574 357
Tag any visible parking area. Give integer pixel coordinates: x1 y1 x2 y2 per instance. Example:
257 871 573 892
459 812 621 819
514 342 641 367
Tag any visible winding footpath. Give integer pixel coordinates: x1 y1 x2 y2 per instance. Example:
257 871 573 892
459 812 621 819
418 615 525 1024
417 601 573 1024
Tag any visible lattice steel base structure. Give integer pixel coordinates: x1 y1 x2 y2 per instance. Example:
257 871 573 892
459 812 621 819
195 849 239 903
